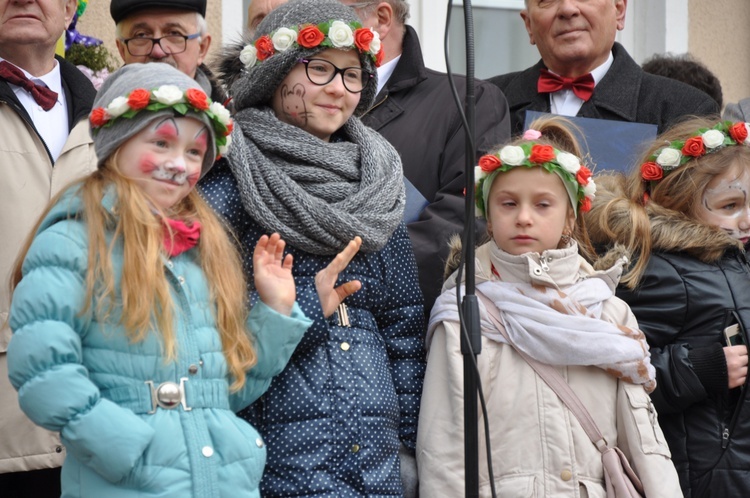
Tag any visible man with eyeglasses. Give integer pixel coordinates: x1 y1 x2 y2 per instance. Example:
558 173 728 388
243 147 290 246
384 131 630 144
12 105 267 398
110 0 227 105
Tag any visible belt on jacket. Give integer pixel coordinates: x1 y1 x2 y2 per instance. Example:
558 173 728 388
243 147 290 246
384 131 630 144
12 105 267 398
101 378 230 414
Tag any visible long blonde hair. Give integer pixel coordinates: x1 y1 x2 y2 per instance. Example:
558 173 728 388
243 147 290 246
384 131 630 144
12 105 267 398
585 116 750 288
12 156 257 391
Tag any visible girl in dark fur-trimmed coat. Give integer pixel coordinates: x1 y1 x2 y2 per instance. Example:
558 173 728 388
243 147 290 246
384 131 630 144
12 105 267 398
586 117 750 497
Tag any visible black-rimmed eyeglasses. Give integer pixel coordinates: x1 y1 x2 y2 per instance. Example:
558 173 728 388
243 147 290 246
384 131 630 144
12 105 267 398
297 58 373 93
121 33 201 57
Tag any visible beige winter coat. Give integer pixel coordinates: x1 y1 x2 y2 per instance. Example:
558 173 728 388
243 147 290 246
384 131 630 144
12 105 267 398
417 242 682 497
1 105 96 472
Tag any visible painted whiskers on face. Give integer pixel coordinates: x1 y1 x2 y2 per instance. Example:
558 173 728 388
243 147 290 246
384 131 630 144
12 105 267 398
699 167 750 244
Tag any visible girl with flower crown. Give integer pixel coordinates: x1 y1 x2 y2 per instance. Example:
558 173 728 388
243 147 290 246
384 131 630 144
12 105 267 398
198 0 424 496
586 116 750 497
418 116 681 497
5 62 365 498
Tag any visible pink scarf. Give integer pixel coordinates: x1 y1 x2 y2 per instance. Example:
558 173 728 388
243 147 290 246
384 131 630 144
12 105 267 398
163 218 201 257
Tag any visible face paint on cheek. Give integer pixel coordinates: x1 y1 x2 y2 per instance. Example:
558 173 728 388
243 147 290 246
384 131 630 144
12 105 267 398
187 172 200 187
139 154 160 174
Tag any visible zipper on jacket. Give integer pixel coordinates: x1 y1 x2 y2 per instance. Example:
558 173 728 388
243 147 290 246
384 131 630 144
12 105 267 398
361 94 389 117
539 255 550 272
722 424 730 449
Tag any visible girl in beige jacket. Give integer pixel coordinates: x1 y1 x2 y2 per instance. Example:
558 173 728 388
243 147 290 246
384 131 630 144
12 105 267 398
417 117 682 497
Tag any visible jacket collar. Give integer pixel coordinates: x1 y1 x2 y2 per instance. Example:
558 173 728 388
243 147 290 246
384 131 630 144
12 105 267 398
0 55 95 131
506 43 642 123
361 26 427 129
379 25 428 96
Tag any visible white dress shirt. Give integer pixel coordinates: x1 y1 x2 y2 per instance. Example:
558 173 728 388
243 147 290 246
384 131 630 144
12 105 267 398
1 58 68 161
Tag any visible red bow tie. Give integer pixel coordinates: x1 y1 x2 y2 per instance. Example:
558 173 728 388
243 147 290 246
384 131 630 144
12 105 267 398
538 68 595 102
0 61 58 111
163 218 202 257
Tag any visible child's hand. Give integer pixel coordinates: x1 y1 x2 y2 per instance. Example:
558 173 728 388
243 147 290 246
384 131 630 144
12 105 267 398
725 344 748 389
253 233 295 316
315 237 362 318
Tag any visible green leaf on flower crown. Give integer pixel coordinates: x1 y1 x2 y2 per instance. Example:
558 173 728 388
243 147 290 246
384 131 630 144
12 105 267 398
146 102 169 112
121 109 139 119
173 103 189 115
318 21 331 33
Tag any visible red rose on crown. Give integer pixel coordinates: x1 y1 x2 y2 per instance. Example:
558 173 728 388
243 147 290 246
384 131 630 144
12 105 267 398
729 122 749 144
580 197 592 213
225 121 234 135
576 165 592 185
682 136 705 157
375 47 385 67
298 25 325 48
255 36 275 61
354 28 374 52
89 107 109 127
127 88 151 110
186 88 209 111
529 144 555 164
640 162 663 181
478 154 502 172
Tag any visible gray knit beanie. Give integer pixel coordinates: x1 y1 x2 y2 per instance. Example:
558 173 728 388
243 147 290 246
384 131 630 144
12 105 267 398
90 63 232 177
228 0 380 115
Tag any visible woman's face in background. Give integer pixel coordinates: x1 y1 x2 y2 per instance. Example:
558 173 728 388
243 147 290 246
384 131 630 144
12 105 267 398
271 48 362 141
696 161 750 246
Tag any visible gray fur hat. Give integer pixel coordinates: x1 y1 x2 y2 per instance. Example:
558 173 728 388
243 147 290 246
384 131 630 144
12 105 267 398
224 0 380 115
90 63 232 177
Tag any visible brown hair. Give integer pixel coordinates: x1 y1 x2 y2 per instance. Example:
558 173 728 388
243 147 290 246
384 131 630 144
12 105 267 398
12 157 257 392
585 116 750 288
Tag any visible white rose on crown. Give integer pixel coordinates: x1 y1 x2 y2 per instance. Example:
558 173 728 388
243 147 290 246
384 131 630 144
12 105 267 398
556 151 581 174
499 146 525 165
702 129 725 149
106 96 130 118
153 85 184 106
239 45 258 69
328 21 354 48
272 28 297 52
655 147 682 169
210 102 231 126
368 29 381 54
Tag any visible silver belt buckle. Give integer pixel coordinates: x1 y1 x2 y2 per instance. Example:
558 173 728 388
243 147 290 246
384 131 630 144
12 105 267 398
145 377 192 414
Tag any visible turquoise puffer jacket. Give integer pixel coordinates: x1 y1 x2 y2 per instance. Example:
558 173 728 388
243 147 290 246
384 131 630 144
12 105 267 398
7 188 311 498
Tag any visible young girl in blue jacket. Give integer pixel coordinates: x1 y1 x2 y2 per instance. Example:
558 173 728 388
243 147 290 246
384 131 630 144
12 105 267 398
6 62 361 498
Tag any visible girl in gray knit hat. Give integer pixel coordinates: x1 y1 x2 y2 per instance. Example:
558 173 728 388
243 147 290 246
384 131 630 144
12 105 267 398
7 61 362 498
199 0 426 496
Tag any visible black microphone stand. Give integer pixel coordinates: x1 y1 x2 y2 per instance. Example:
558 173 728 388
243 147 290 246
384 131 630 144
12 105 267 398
458 2 480 497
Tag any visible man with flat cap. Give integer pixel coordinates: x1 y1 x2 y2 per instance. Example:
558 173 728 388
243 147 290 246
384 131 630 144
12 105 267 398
110 0 227 104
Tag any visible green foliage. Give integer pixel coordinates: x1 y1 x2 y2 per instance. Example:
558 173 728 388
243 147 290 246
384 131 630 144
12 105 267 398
65 44 117 73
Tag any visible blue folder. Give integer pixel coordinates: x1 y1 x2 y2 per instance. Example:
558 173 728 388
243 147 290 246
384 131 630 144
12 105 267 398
525 111 658 174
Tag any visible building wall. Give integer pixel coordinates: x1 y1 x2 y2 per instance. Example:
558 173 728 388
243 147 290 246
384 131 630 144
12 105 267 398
689 0 750 109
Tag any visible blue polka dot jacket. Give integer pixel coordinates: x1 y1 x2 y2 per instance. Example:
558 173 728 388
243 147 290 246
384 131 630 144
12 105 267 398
200 160 427 497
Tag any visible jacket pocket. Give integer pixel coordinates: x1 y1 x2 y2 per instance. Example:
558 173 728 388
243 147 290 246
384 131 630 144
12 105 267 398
624 385 672 457
487 474 538 497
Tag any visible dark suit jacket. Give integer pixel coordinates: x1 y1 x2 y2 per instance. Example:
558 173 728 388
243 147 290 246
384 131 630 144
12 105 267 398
361 26 510 315
489 42 719 136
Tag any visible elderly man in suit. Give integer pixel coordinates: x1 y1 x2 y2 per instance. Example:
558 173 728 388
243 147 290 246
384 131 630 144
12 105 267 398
0 0 97 494
491 0 718 135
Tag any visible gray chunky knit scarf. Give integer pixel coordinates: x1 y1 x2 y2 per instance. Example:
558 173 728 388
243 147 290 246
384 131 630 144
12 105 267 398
227 107 405 255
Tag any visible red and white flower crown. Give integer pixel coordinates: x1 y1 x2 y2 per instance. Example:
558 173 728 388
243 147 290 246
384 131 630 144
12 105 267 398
239 20 384 69
89 85 233 155
475 137 596 217
641 120 750 183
